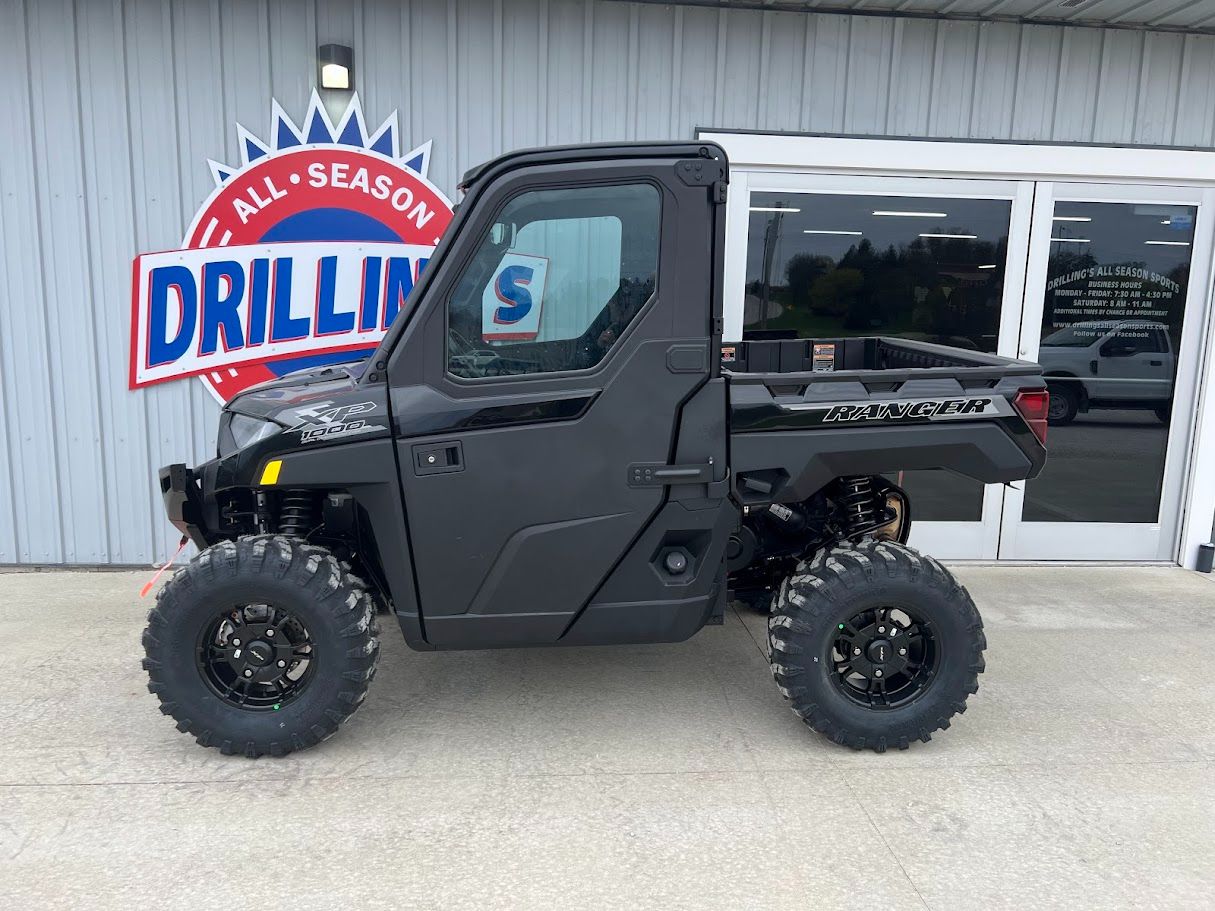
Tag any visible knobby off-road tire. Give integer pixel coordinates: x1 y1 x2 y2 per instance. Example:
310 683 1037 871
768 538 985 753
142 535 380 758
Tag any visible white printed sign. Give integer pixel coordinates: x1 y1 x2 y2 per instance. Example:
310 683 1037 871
481 252 549 342
130 241 432 387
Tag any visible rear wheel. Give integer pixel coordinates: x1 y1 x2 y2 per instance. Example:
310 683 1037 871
768 538 985 752
142 536 379 758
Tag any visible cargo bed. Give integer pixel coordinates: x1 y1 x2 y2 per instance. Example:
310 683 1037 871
723 336 1049 506
722 336 1041 384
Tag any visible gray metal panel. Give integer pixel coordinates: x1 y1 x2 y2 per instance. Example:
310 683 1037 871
78 0 150 564
4 0 1215 564
971 22 1023 138
1136 31 1185 144
888 19 938 135
1176 33 1215 146
2 0 65 564
648 1 1215 32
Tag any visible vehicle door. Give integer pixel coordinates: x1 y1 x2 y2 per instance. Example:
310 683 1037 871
1095 323 1173 401
384 151 729 648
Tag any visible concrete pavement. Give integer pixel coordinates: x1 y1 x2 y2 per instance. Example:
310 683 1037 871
1 565 1213 910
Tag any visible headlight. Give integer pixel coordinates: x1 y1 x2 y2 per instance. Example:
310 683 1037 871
228 413 280 449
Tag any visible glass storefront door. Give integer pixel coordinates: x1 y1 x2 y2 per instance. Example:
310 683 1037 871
732 173 1212 562
998 183 1213 561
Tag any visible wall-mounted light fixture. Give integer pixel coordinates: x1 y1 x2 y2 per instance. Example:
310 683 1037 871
318 44 354 90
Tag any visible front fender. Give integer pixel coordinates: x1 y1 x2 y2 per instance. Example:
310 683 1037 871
251 439 429 650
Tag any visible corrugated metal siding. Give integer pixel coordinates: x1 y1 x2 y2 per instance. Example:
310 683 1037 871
647 1 1215 33
3 0 1215 564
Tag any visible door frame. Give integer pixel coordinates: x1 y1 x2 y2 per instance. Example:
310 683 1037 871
701 130 1215 569
999 181 1214 562
1001 179 1210 563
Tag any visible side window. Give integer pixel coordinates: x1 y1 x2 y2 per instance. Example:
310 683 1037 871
446 183 660 378
1104 325 1164 355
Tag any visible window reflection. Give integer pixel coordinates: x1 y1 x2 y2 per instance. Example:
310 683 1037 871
745 193 1011 351
1025 201 1195 524
743 191 1013 522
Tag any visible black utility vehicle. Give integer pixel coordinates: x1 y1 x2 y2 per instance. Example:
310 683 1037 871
144 142 1048 757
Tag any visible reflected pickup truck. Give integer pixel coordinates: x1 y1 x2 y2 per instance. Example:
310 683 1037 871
144 142 1048 759
1037 319 1175 425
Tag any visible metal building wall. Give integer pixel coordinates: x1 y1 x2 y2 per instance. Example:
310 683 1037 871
3 0 1215 565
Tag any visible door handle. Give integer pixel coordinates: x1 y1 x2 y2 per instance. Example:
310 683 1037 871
1090 360 1099 375
1149 360 1163 366
628 461 716 487
413 440 464 475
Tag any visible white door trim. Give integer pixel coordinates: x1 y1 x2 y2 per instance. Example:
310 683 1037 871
699 132 1215 187
701 131 1215 569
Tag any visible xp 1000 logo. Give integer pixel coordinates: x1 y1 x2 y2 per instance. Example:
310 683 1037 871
129 92 454 401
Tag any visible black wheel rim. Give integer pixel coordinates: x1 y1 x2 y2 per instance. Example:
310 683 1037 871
828 606 938 710
196 604 317 711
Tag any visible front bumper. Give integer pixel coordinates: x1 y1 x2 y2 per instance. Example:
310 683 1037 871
158 463 213 549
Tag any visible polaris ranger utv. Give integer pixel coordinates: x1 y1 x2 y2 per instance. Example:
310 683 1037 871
143 142 1048 757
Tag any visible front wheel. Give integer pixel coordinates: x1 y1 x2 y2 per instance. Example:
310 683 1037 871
142 536 380 758
768 538 985 752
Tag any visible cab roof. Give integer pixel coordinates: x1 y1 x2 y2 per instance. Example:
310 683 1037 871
458 141 725 191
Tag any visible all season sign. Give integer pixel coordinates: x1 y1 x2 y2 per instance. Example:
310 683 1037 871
130 93 454 400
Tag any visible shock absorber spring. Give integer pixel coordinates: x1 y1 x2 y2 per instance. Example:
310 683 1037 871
278 490 315 539
836 476 881 537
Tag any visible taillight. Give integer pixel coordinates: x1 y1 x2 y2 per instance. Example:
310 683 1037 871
1013 389 1049 446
